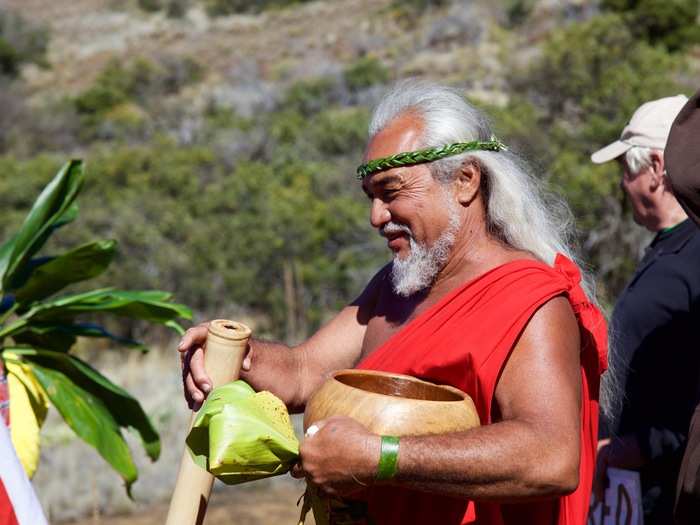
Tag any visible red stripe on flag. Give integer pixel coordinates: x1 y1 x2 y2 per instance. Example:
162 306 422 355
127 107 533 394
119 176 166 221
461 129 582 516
0 478 19 525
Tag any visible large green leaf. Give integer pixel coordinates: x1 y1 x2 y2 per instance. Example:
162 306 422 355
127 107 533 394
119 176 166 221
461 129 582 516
14 240 117 304
10 322 147 352
8 348 160 478
0 234 17 285
2 160 85 292
12 330 76 353
52 203 79 231
4 351 138 493
27 289 192 324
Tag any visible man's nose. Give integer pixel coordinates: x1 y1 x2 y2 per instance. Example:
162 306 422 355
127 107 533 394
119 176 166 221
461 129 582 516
370 198 390 228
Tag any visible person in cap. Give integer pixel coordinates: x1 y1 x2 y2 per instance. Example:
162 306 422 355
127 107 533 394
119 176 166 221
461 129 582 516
179 80 608 525
591 94 700 524
665 88 700 525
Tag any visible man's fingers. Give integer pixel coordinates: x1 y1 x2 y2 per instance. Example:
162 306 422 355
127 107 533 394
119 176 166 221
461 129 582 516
178 322 212 411
177 324 209 353
184 371 204 404
188 346 212 393
290 462 305 479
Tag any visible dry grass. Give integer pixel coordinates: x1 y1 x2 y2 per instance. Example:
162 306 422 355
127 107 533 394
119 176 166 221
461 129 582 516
61 481 312 525
6 0 398 97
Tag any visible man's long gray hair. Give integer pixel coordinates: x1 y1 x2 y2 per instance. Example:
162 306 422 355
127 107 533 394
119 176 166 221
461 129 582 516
368 80 618 415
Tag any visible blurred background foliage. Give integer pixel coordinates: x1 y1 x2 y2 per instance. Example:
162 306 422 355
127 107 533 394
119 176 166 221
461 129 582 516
0 0 698 345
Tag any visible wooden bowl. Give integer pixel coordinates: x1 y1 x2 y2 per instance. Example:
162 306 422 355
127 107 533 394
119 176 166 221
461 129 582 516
304 369 480 436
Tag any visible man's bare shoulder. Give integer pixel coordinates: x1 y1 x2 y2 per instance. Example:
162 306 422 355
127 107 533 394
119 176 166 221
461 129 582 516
349 263 392 323
521 295 579 349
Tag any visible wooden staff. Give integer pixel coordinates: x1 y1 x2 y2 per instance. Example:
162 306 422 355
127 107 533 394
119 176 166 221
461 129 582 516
165 320 252 525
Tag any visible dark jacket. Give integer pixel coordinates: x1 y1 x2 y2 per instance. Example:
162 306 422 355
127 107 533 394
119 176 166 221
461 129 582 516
609 219 700 524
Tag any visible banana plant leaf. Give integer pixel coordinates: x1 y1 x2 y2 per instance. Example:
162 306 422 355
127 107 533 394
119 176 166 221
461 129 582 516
11 322 147 353
25 289 192 324
14 240 117 305
5 346 160 494
187 380 299 485
30 322 145 347
52 203 79 230
13 330 77 353
1 160 85 292
0 235 17 288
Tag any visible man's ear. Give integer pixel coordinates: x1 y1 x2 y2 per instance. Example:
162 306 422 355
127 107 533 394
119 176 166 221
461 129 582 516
648 151 665 192
453 160 481 205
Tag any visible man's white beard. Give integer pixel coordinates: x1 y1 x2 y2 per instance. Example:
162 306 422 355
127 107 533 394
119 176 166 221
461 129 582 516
383 199 461 298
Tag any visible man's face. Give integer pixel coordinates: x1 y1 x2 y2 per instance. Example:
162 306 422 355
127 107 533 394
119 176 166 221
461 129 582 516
618 157 656 230
361 113 462 295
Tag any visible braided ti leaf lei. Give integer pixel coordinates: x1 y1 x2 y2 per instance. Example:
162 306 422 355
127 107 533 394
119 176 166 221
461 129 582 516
356 138 507 180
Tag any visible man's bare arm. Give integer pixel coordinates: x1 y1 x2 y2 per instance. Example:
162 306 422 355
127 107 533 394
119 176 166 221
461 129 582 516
299 296 582 500
244 300 370 413
179 266 388 411
392 296 582 499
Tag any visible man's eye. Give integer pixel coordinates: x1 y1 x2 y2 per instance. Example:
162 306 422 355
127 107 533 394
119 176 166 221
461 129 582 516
383 189 398 199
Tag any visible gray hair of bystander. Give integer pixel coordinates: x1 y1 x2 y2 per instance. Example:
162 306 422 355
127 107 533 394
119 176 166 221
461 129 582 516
624 145 659 175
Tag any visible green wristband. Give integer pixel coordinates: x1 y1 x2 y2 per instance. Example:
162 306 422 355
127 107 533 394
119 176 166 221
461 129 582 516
377 435 400 480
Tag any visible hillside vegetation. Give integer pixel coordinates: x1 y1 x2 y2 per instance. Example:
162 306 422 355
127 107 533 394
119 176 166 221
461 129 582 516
2 0 698 338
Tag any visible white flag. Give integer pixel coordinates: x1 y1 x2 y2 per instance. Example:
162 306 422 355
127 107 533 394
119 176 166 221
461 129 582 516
0 419 48 525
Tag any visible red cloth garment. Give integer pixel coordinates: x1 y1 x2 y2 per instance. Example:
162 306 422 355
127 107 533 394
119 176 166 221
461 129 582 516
356 254 608 525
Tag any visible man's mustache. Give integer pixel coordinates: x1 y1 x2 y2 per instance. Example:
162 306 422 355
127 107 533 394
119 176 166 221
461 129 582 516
380 222 413 238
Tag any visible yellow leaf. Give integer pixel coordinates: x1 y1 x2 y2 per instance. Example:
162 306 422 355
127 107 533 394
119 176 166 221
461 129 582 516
5 357 49 478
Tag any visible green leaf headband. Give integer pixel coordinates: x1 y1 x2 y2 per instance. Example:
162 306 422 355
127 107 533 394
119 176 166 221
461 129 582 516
356 138 508 180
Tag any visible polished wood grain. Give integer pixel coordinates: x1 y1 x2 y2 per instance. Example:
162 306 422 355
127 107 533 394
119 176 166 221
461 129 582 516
304 369 480 436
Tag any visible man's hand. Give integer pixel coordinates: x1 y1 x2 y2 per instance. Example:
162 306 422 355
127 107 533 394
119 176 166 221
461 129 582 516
592 438 611 502
592 435 646 502
292 416 381 498
177 321 253 410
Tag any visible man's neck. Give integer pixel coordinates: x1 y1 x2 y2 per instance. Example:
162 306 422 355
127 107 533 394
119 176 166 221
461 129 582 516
430 216 520 296
652 199 688 232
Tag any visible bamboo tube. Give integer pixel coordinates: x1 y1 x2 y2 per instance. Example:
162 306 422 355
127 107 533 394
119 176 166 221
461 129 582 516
165 320 252 525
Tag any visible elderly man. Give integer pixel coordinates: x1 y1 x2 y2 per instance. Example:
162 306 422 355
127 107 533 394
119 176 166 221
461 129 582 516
591 94 700 525
180 80 607 525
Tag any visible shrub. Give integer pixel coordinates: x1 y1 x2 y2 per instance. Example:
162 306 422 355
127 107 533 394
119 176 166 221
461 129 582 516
343 56 390 92
0 8 49 77
73 56 203 138
310 107 370 156
166 0 190 17
0 37 18 76
284 77 339 117
138 0 163 12
601 0 700 51
203 0 313 16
